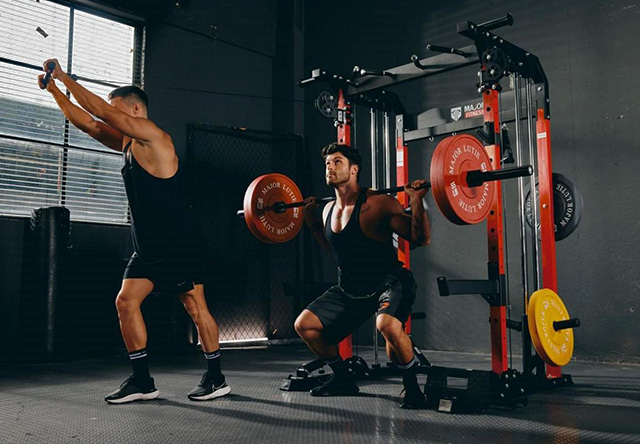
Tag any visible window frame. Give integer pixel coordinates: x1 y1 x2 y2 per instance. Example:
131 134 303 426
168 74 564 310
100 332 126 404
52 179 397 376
0 0 146 225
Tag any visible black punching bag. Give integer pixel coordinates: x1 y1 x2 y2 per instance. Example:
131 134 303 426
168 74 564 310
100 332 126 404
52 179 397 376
21 206 71 357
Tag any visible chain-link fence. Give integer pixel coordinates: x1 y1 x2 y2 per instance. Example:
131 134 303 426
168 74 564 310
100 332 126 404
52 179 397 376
186 125 305 342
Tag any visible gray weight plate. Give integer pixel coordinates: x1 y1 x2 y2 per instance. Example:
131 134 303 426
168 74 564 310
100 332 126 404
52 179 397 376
524 172 583 242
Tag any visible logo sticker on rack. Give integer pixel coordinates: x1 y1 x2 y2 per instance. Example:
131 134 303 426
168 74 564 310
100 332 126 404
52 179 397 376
450 107 462 121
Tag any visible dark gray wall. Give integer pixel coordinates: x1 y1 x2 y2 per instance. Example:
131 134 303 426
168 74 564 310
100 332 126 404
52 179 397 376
303 0 640 363
0 218 25 356
0 216 132 360
142 0 305 157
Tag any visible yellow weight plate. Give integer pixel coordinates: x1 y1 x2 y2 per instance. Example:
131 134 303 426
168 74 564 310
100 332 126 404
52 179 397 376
527 288 574 367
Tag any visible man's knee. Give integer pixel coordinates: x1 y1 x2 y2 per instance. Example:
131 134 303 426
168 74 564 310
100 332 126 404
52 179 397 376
115 279 153 316
376 314 404 341
294 310 322 339
293 314 309 337
180 293 210 325
115 291 142 316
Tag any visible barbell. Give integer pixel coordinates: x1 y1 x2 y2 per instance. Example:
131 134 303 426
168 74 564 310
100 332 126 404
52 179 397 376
237 135 532 243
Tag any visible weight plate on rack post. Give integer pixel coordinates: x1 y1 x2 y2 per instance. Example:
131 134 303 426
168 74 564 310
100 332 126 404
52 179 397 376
524 172 583 241
527 288 575 367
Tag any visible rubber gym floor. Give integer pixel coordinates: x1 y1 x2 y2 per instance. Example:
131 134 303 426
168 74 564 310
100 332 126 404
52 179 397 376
1 345 639 444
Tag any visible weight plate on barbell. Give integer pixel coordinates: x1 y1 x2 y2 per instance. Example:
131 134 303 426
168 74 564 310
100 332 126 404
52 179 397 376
242 173 305 243
524 172 583 242
430 134 495 225
527 288 575 367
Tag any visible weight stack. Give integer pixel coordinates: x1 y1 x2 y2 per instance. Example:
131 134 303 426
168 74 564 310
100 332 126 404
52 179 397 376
19 207 71 359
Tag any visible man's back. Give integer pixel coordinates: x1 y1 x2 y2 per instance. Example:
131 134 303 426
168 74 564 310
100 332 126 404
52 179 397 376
122 142 190 262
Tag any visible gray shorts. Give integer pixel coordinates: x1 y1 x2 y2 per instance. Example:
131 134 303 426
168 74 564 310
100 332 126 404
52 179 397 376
306 267 417 345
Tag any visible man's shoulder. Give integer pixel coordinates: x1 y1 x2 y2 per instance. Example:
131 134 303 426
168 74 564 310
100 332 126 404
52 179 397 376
137 131 174 151
363 192 405 221
365 191 398 206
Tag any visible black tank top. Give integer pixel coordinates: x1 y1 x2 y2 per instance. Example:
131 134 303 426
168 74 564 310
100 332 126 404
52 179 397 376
121 142 189 262
325 188 400 296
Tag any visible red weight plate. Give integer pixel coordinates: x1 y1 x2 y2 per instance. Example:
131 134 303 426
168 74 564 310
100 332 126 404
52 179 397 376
431 134 494 225
241 176 271 243
242 173 304 243
429 136 453 206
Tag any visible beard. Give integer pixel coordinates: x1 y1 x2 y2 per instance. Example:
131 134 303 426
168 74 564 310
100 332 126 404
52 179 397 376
326 170 350 187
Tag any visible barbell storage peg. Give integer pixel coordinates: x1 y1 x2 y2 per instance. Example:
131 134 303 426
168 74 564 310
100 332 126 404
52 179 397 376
527 288 579 367
553 318 580 331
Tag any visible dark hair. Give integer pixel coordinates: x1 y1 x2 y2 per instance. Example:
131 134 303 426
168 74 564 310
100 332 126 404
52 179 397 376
321 142 362 181
108 85 148 109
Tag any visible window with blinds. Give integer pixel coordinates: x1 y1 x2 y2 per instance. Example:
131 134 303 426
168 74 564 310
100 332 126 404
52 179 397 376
0 0 144 224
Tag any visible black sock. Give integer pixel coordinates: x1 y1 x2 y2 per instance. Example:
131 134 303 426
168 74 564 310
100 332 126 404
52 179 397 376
325 356 349 377
398 356 420 392
204 349 224 385
129 349 150 381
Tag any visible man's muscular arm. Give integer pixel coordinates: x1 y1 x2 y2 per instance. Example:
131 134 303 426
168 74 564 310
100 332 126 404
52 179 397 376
38 75 123 151
389 180 431 246
44 59 164 143
303 197 332 251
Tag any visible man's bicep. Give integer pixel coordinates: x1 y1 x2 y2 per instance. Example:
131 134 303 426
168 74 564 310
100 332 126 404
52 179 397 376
102 107 162 142
388 199 412 240
87 121 124 152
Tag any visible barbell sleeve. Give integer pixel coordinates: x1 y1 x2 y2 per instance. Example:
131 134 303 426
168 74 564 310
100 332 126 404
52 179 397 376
270 196 335 214
465 165 532 187
237 195 334 217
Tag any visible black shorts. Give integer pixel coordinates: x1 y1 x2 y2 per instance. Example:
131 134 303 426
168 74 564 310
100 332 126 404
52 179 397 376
306 267 417 345
123 250 205 294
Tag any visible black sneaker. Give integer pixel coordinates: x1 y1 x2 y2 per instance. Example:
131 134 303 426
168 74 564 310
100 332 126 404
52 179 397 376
399 387 426 409
310 374 359 397
105 376 159 404
188 371 231 401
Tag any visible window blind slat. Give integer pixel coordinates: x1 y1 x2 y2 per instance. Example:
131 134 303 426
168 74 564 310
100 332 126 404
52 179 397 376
0 0 141 225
